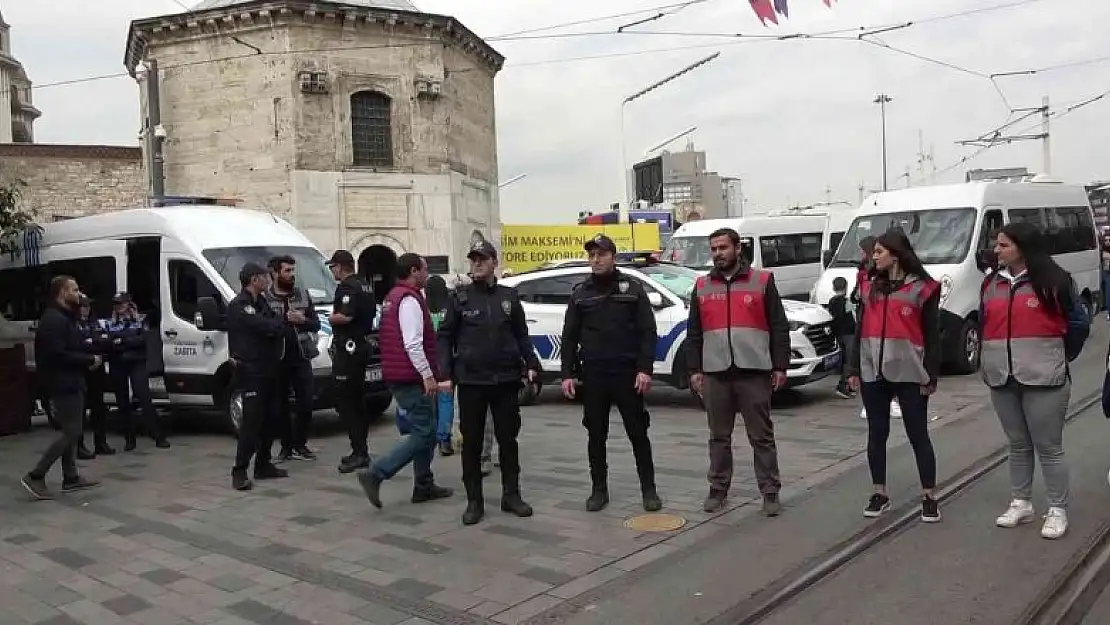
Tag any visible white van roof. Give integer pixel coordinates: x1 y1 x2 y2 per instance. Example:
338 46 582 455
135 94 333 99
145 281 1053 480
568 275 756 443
674 214 828 238
36 207 315 252
858 181 1090 215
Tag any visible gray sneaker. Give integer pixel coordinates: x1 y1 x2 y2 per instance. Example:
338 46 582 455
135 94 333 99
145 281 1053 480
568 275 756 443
21 475 53 500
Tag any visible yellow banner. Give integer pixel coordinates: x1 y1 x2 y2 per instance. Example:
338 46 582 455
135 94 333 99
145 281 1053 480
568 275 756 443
500 224 660 273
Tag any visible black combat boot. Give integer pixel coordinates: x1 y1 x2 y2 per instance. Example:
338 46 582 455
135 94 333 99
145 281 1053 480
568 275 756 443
641 484 662 512
94 435 116 456
500 473 533 518
123 431 137 452
77 438 96 460
586 483 609 512
462 478 484 525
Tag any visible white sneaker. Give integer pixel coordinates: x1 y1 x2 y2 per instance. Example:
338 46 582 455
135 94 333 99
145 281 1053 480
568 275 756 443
996 499 1035 528
1041 507 1068 540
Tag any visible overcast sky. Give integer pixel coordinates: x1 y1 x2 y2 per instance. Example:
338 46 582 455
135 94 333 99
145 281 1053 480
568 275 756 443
4 0 1109 224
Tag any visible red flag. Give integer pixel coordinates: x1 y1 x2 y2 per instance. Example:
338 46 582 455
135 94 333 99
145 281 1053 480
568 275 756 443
749 0 778 25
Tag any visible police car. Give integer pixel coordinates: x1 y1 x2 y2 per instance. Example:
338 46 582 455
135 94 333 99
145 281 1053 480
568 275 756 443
500 254 842 404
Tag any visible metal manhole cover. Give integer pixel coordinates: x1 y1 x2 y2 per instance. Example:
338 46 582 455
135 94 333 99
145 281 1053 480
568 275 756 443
623 513 687 532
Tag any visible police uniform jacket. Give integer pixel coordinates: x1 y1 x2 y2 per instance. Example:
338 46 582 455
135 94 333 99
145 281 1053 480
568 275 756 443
330 274 376 369
98 313 149 363
560 269 657 378
227 289 286 369
436 279 539 386
78 316 112 371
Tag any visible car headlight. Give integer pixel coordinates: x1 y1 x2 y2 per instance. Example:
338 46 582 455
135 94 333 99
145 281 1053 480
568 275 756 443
788 320 807 332
940 275 952 303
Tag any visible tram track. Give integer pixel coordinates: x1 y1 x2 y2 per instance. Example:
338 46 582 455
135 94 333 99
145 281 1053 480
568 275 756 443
1014 520 1110 624
708 390 1103 625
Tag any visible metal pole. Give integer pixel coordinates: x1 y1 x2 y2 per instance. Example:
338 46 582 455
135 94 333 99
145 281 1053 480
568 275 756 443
147 59 165 198
874 94 892 191
619 102 629 223
1041 95 1052 175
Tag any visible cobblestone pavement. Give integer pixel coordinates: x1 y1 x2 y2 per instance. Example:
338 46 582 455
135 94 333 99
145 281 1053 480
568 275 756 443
0 371 997 625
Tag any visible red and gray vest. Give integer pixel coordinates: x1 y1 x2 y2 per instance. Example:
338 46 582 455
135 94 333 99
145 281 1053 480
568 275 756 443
980 273 1068 388
694 268 773 372
379 283 438 384
858 276 938 384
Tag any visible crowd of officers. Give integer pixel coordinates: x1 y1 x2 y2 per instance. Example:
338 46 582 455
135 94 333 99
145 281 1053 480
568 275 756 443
19 221 1093 541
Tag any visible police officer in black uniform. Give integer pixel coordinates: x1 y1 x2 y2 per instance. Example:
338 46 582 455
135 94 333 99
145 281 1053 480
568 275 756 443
560 234 662 513
76 295 116 459
437 239 539 525
327 249 377 474
228 262 289 491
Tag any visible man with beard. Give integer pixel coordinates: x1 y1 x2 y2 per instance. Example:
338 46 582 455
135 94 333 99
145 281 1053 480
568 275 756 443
327 250 377 473
686 227 790 517
21 276 101 499
265 255 321 462
560 234 661 513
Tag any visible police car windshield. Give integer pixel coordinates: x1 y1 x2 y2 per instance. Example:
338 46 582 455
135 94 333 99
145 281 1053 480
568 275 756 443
202 246 337 304
637 264 700 303
828 208 977 268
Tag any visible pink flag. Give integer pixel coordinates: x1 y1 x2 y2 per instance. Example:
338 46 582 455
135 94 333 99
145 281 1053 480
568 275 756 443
749 0 779 25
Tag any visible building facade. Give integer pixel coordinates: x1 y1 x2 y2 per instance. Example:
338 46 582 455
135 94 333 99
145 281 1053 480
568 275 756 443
125 0 504 275
632 147 727 221
0 8 40 143
0 144 146 220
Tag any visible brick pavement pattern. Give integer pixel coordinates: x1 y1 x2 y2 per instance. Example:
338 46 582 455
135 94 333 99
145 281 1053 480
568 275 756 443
0 376 989 625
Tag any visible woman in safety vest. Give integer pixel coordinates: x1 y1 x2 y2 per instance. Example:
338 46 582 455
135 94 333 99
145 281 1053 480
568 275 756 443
983 222 1088 540
847 229 942 523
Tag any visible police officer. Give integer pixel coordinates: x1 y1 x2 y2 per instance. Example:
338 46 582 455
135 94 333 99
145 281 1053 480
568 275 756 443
327 249 377 474
76 295 116 459
265 254 321 462
228 262 289 491
437 239 539 525
560 234 661 513
101 292 169 450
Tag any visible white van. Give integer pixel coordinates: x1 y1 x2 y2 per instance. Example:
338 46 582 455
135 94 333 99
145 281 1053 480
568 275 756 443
0 206 394 433
812 180 1101 374
662 215 828 300
823 208 859 261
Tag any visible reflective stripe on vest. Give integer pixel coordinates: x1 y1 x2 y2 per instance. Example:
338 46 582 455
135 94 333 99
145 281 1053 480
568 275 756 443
858 277 938 384
980 275 1067 388
694 269 772 372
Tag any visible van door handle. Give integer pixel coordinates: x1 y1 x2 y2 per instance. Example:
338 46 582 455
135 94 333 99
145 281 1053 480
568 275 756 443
163 330 178 338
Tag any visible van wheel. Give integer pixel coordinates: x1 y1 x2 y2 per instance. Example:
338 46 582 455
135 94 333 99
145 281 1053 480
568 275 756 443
952 318 980 375
221 389 244 438
518 381 542 406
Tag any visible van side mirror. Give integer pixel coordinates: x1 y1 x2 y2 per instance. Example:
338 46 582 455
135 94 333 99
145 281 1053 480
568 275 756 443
647 292 665 308
975 249 997 273
195 297 225 330
822 250 834 268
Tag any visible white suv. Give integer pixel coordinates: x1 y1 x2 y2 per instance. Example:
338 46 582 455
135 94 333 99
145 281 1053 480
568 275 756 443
500 259 841 404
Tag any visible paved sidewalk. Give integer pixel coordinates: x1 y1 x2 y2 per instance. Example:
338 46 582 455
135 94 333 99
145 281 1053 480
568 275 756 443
0 371 995 625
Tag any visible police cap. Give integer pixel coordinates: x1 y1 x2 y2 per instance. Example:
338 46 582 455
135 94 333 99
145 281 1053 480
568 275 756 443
467 239 497 260
327 249 356 268
584 233 617 254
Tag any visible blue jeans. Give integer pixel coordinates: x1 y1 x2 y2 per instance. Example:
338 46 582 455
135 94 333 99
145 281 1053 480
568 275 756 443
371 384 436 487
436 390 454 444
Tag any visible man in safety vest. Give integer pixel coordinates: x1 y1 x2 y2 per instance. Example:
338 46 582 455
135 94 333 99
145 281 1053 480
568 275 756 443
686 227 791 516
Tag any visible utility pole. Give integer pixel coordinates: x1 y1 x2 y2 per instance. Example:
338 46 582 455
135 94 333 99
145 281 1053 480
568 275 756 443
874 94 892 190
146 59 166 199
956 95 1051 175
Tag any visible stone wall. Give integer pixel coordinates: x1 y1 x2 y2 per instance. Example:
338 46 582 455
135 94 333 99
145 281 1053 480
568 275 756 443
0 143 146 220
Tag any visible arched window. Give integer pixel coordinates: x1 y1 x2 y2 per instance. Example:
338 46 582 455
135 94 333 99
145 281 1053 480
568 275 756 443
350 90 393 167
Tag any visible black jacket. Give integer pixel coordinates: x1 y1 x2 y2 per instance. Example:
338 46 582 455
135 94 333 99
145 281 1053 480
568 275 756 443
227 289 286 371
827 293 856 337
35 305 96 396
560 269 657 377
437 279 539 386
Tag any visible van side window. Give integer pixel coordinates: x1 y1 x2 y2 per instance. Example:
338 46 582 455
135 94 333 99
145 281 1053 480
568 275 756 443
1046 206 1097 254
978 209 1003 251
0 266 48 321
1007 207 1044 228
169 260 221 323
759 233 822 268
48 257 116 318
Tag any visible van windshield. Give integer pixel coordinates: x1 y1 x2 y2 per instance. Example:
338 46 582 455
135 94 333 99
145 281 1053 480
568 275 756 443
662 235 755 268
202 246 337 304
828 208 977 268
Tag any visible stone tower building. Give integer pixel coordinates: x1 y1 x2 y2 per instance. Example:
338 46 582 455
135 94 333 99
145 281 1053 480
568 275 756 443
124 0 504 276
0 7 41 143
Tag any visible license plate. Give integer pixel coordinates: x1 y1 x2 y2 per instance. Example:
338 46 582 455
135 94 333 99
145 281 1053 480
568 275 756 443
365 367 382 383
823 353 842 369
150 377 166 394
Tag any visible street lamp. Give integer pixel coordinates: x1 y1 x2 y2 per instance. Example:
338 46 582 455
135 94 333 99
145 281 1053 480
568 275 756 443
873 94 892 191
619 52 720 221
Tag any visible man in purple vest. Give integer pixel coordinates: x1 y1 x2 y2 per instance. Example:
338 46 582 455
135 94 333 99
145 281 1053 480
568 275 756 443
357 253 454 508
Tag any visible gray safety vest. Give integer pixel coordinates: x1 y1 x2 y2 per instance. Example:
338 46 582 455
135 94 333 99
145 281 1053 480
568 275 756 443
263 286 320 360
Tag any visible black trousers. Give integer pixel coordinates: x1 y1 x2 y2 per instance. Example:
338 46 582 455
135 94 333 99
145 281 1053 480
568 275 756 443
861 380 937 489
110 359 162 439
31 392 83 481
580 370 656 490
334 348 370 457
84 368 109 442
233 367 282 474
457 383 522 501
278 359 314 451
